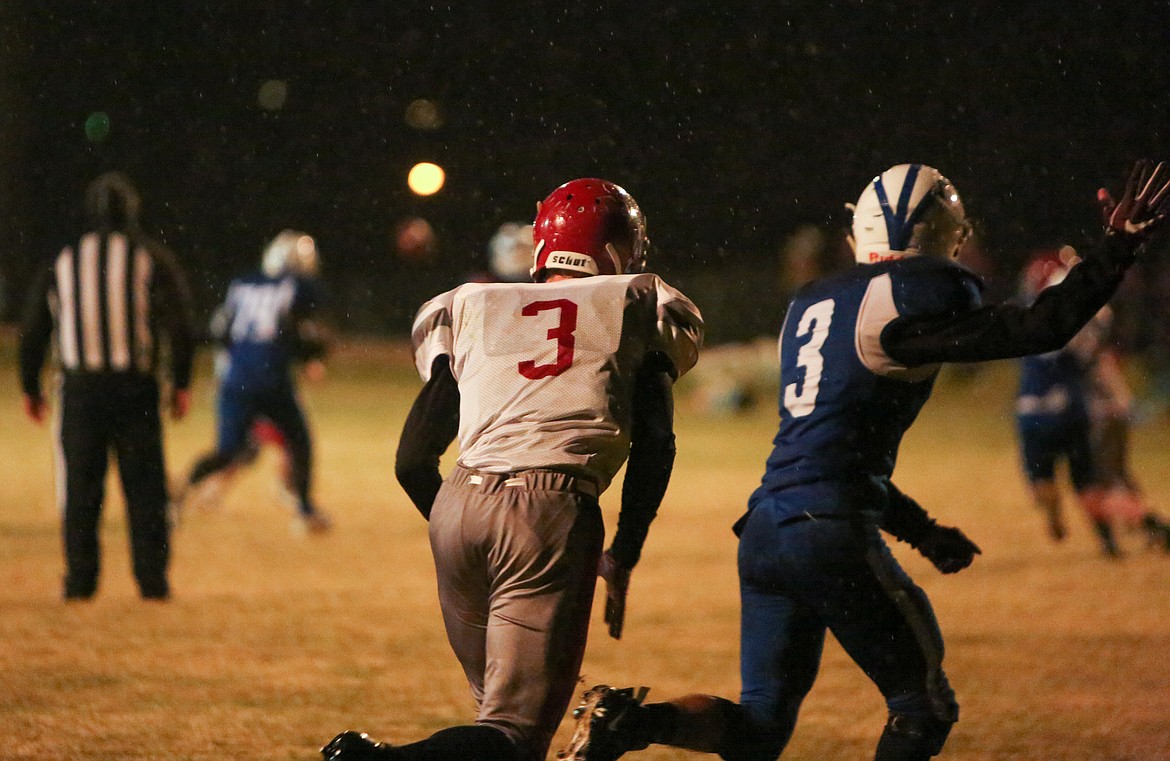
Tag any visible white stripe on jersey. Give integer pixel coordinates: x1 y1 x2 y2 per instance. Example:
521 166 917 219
651 277 704 377
854 273 938 382
79 233 105 370
411 292 456 381
133 246 154 372
54 247 80 369
105 233 131 370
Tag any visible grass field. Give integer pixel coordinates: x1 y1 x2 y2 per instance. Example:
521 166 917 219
2 335 1169 761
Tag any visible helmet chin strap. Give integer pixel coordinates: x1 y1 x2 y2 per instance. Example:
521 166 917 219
529 240 546 280
604 243 623 274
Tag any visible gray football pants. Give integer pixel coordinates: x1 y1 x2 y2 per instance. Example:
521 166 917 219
430 466 604 761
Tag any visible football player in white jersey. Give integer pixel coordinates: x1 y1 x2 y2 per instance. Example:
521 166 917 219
321 178 704 761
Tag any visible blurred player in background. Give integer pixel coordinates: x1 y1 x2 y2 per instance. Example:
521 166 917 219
18 172 195 600
488 221 535 282
321 178 703 761
180 230 332 534
463 221 535 285
562 160 1170 761
1015 251 1170 556
1015 250 1120 554
1088 325 1170 551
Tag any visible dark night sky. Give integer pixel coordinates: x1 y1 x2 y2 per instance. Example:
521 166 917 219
2 1 1169 338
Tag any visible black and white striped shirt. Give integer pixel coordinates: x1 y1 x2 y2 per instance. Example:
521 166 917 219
19 229 195 397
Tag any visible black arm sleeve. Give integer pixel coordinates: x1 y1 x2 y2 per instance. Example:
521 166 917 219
149 240 197 389
395 355 460 519
879 479 937 546
609 353 677 568
17 263 55 398
883 233 1135 366
291 278 332 362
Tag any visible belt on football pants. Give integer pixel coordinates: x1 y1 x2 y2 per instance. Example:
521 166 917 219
450 465 599 499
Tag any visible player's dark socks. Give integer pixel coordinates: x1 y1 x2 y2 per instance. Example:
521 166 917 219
1140 513 1170 552
187 452 235 485
643 695 750 754
394 725 520 761
640 702 682 745
1041 504 1066 542
1093 520 1122 558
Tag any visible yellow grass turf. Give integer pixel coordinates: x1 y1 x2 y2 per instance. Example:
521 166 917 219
1 335 1169 760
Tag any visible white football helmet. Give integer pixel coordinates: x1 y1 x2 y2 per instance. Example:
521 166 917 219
261 230 320 277
850 164 969 264
488 222 534 282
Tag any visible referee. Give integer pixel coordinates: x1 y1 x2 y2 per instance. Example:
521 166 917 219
18 172 195 601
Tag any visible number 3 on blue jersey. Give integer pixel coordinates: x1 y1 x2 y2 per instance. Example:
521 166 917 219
783 298 835 418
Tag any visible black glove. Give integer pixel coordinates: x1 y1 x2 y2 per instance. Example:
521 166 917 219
598 549 631 640
913 525 982 574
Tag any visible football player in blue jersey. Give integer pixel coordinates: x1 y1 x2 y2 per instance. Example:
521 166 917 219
1015 252 1170 556
1014 253 1119 554
560 160 1170 761
180 230 332 533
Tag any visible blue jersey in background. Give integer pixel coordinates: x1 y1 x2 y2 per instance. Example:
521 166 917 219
218 272 323 389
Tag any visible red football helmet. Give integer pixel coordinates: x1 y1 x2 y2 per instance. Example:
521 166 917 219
530 178 648 281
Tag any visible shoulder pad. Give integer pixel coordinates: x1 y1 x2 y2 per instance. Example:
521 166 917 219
635 274 704 378
411 287 459 381
889 258 982 318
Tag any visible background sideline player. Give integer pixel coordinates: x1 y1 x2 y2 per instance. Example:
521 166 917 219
180 230 332 533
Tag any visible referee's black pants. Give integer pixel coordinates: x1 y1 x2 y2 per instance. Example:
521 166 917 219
58 373 170 599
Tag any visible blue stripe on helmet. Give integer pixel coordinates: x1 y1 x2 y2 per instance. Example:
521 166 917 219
874 164 923 251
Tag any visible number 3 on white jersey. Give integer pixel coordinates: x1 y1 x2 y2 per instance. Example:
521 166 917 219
783 298 835 418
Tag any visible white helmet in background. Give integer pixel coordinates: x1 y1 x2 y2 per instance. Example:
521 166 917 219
488 222 534 282
262 230 320 277
850 164 969 264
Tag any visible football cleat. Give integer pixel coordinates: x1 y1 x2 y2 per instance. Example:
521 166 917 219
558 685 650 761
177 474 227 514
321 730 398 760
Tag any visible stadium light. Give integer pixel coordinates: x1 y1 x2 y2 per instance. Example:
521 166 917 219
405 99 443 130
407 162 445 196
258 80 288 111
84 111 111 142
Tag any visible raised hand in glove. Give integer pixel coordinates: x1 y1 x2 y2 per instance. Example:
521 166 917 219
1098 159 1170 239
598 549 631 640
913 525 982 574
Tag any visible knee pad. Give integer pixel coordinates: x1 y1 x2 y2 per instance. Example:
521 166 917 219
875 713 954 760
